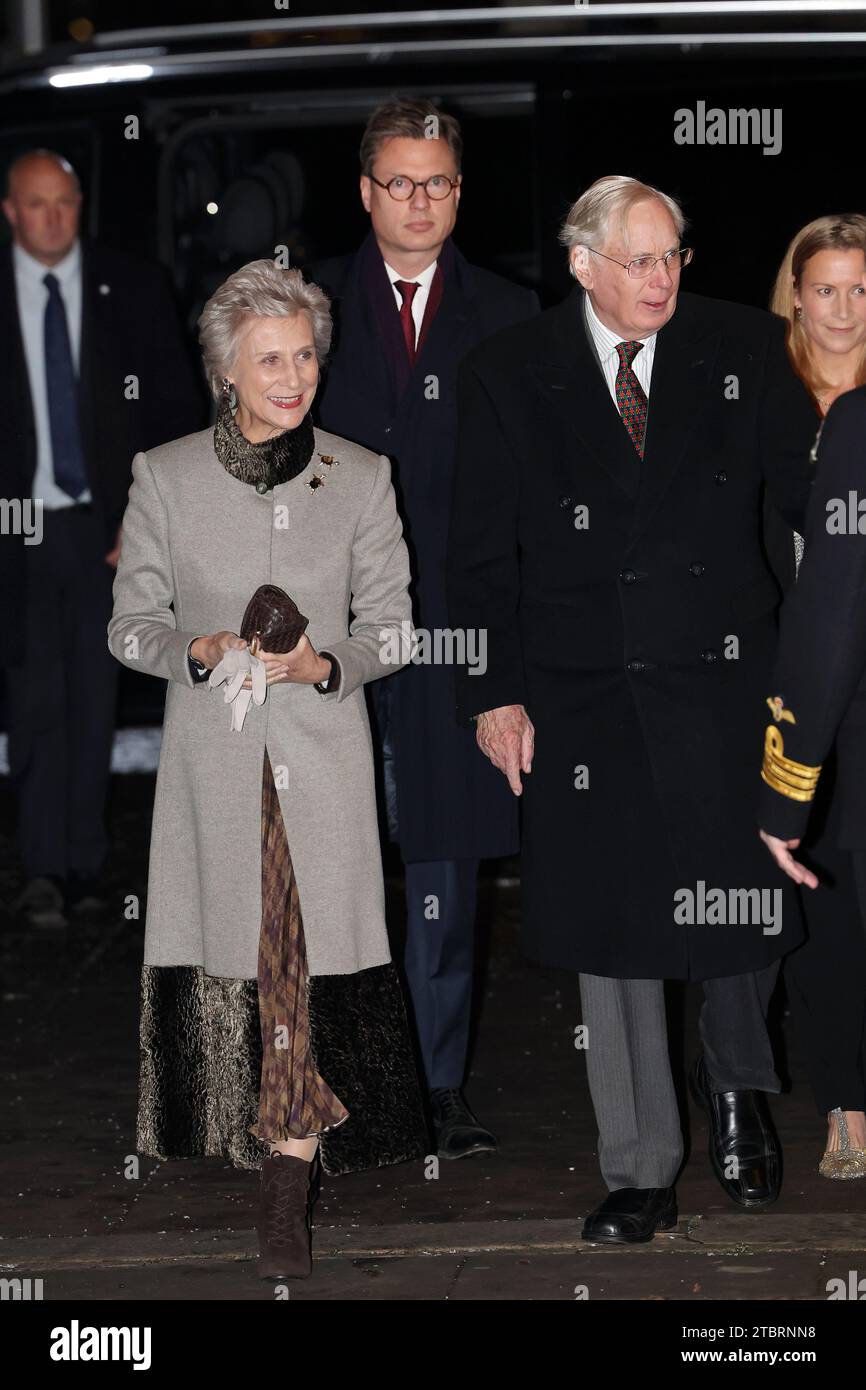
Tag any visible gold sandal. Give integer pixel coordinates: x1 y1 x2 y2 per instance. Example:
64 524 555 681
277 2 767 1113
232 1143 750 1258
819 1108 866 1180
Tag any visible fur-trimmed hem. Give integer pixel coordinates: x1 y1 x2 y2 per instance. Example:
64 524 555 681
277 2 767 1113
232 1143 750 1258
136 961 429 1175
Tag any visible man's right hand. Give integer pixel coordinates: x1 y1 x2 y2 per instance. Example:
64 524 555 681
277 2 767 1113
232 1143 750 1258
189 631 249 670
475 704 534 796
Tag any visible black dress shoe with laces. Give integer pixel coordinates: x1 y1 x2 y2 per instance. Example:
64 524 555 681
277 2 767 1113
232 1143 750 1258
429 1088 498 1159
582 1187 678 1244
689 1054 781 1208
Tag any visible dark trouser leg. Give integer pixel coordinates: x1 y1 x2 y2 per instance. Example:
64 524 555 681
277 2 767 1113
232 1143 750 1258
6 522 69 877
403 858 479 1091
64 518 118 876
786 843 866 1114
5 511 118 879
698 962 781 1093
578 973 683 1190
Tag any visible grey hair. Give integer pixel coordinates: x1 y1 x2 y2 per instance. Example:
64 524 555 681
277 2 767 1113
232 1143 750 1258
197 259 332 400
558 175 688 276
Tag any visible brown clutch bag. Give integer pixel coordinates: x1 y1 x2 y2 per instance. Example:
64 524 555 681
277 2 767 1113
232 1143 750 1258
240 584 309 655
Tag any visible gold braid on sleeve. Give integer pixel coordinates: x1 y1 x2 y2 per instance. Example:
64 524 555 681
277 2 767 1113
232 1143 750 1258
760 725 821 802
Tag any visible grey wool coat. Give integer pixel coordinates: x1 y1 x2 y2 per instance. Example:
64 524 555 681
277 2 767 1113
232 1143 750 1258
108 424 412 981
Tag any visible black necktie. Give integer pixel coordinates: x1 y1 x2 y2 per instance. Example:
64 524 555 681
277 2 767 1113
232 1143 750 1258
43 271 88 498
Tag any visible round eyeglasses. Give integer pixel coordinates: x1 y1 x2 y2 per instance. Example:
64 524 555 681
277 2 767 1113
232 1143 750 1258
369 172 460 201
589 246 694 279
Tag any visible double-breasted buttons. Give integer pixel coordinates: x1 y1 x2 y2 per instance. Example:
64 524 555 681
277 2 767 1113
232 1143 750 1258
701 648 718 663
689 562 705 577
620 568 637 584
255 481 268 494
714 470 727 485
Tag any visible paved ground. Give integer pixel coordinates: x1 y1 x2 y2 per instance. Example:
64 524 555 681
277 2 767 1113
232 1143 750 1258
1 772 865 1302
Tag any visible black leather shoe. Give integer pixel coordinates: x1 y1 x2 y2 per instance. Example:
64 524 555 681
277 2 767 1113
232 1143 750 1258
65 874 108 915
11 876 68 928
429 1088 498 1159
689 1055 781 1208
582 1187 678 1244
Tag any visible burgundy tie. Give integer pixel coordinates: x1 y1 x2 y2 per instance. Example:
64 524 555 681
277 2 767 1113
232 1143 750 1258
394 280 420 364
614 340 648 458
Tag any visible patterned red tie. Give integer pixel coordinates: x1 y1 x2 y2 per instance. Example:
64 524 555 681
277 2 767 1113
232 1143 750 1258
394 280 420 365
615 340 648 457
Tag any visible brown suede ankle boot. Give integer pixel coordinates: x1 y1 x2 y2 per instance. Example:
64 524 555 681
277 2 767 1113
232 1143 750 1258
257 1150 315 1279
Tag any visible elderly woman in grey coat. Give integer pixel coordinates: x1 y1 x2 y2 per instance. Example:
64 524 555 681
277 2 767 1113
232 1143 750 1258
107 258 427 1280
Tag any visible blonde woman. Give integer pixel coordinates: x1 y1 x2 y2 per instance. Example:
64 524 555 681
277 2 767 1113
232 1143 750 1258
108 259 428 1278
764 216 866 1178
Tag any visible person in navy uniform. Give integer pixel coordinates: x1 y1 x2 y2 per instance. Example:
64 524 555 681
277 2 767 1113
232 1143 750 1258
758 384 866 1180
448 175 817 1242
306 97 539 1158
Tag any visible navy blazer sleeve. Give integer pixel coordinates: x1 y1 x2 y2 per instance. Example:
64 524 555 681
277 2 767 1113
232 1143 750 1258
447 351 526 722
758 387 866 840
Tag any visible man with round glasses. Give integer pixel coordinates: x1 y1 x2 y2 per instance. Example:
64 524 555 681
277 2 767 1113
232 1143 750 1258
307 97 539 1163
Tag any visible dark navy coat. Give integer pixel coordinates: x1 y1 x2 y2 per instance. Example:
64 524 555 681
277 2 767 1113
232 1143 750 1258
448 286 819 979
759 385 866 849
306 230 539 862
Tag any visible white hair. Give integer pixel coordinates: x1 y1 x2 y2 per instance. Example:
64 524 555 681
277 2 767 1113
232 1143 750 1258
198 258 332 400
558 175 688 275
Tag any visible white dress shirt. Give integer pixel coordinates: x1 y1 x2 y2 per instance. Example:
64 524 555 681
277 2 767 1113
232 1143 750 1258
383 257 438 348
583 290 657 408
13 238 90 508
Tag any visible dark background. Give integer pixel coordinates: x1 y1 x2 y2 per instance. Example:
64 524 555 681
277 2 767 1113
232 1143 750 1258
1 3 863 724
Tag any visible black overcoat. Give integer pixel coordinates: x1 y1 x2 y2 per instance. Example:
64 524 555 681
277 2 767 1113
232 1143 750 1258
0 238 204 665
758 385 866 849
307 230 538 862
447 285 819 979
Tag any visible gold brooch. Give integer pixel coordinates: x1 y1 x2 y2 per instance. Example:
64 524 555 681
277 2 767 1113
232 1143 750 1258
766 696 796 725
305 453 342 490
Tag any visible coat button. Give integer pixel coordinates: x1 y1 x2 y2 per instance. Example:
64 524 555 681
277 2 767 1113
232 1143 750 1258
626 659 645 673
620 568 636 584
689 562 705 577
701 648 718 663
384 425 392 434
559 495 573 510
255 481 268 494
714 470 727 484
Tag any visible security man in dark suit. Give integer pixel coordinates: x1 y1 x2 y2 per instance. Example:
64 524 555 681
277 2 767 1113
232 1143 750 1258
0 149 203 926
306 98 539 1158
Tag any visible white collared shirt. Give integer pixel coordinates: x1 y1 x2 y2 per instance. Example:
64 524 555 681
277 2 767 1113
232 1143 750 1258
383 257 438 347
13 238 90 508
583 290 657 409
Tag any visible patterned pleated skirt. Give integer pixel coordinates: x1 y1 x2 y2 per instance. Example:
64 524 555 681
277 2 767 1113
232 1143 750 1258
249 747 349 1143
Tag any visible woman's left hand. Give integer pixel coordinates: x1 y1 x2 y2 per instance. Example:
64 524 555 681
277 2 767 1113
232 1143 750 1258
241 633 331 688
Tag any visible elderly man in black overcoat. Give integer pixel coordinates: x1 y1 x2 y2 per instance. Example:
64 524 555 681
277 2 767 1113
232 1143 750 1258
306 98 539 1158
447 175 818 1240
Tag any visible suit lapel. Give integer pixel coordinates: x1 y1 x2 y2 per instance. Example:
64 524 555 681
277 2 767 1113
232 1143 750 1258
407 238 477 391
0 244 37 488
78 240 100 468
527 286 642 502
633 299 721 539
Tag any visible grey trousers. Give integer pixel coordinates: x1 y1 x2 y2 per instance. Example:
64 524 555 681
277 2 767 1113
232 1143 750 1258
578 964 780 1190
